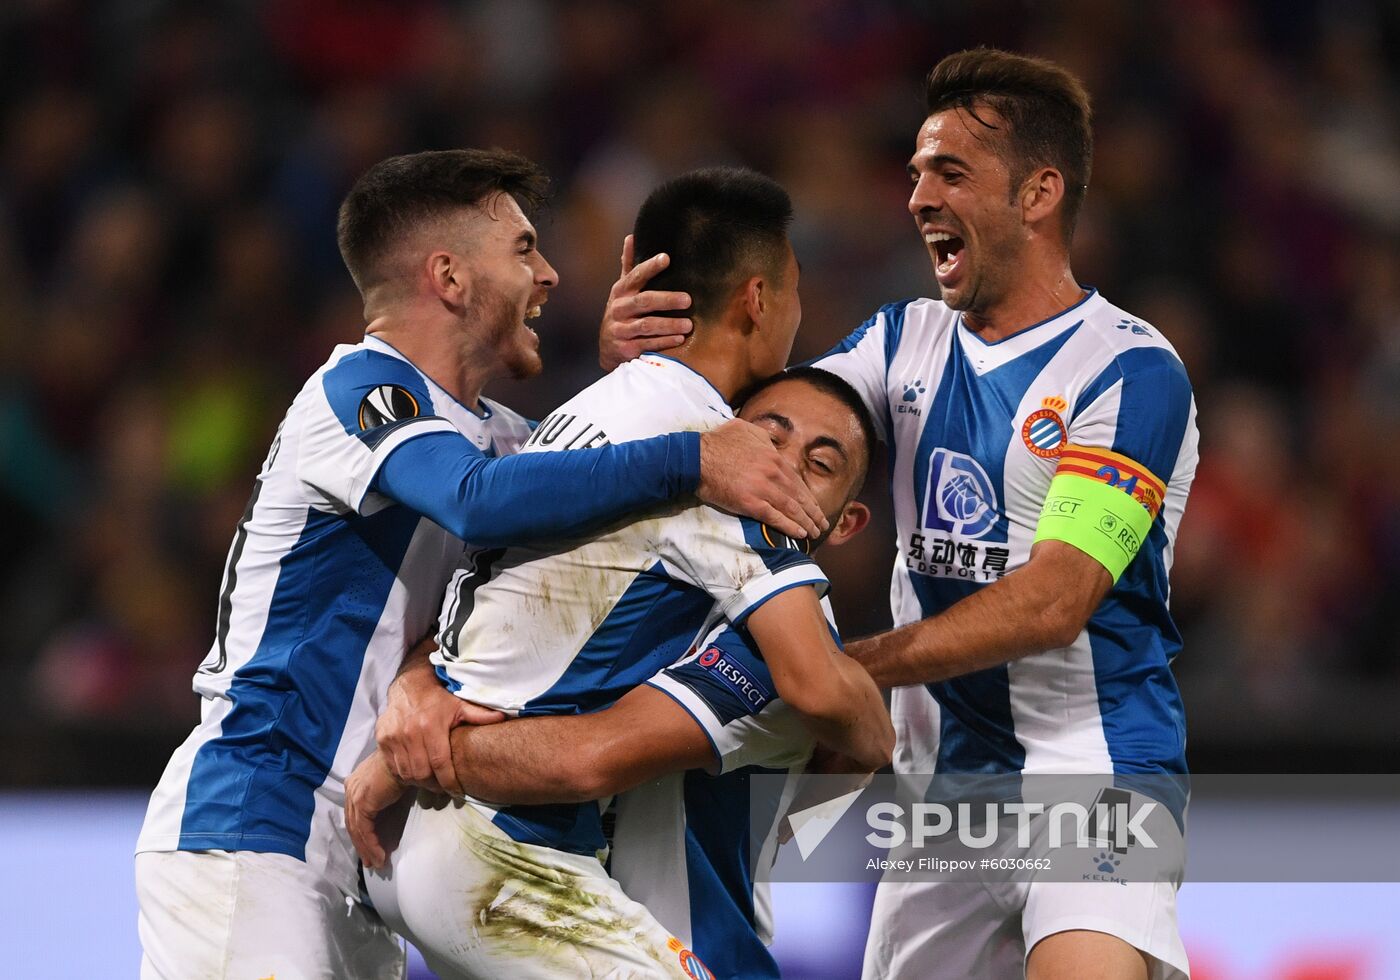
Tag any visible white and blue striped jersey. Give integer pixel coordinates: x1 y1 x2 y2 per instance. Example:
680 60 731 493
432 353 828 859
815 289 1199 778
137 337 534 896
609 611 827 980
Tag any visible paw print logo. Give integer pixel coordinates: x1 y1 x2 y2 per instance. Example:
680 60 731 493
1094 851 1121 873
1115 318 1151 336
902 379 926 402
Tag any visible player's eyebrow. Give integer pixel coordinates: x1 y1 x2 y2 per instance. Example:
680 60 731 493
750 410 792 433
908 152 973 176
808 434 849 463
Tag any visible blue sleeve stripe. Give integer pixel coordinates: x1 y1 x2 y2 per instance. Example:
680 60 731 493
1108 348 1194 484
644 680 723 772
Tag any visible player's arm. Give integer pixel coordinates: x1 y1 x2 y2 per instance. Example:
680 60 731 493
849 539 1111 688
347 684 713 868
745 585 893 772
305 349 825 543
373 419 826 545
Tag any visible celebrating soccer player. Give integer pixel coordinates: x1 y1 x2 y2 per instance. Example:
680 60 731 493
350 168 892 979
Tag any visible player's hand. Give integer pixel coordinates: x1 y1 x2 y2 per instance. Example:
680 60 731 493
377 657 506 796
345 750 408 870
598 234 693 370
698 419 828 540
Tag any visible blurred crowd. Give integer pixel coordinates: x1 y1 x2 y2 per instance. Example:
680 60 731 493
1 0 1397 783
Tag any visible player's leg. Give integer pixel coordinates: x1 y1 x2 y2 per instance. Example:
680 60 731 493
369 794 708 979
136 849 404 980
861 878 1026 980
1023 881 1189 980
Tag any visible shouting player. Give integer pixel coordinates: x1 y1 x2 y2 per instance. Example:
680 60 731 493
354 168 892 979
348 367 878 980
133 150 827 980
605 49 1197 980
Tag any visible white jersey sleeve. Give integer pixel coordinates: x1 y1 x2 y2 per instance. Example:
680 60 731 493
296 347 456 514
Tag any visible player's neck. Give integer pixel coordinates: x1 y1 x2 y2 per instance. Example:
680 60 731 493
960 260 1085 343
364 316 494 411
665 334 756 405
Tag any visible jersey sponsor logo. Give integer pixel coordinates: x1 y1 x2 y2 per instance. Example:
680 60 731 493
906 532 1011 582
696 645 772 712
760 522 813 555
1055 445 1164 520
923 449 999 539
1021 396 1068 458
357 384 420 430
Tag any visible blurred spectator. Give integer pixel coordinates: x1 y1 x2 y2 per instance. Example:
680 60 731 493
1 0 1397 783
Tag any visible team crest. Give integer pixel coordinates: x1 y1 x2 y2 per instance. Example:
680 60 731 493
358 384 420 430
667 938 715 980
1021 396 1068 458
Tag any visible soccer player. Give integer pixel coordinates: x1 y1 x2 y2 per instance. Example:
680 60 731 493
347 368 877 980
355 168 892 979
603 49 1198 980
133 149 828 980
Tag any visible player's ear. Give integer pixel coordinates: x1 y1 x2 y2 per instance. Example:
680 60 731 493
426 250 470 311
1020 166 1064 228
740 276 765 334
826 500 871 547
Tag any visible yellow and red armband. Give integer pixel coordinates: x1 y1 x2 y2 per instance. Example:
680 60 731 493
1032 445 1166 581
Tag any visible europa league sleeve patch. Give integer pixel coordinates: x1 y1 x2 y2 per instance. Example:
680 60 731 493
759 522 814 556
357 384 421 431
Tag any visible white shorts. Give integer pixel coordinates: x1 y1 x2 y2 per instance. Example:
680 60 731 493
365 794 712 979
861 876 1189 979
135 849 405 980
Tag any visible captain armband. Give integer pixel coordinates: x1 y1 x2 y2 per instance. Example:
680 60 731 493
1032 445 1166 582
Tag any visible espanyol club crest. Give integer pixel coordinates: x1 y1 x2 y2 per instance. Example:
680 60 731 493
1021 395 1068 458
923 448 999 538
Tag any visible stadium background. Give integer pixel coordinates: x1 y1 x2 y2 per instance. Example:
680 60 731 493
1 1 1396 977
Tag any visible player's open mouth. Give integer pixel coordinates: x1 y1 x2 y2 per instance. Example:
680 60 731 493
524 304 542 337
926 232 965 284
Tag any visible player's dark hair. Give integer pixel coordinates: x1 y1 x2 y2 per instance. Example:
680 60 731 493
631 167 794 322
336 148 549 292
925 47 1093 242
737 367 877 490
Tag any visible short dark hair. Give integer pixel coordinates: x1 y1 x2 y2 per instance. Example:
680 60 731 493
925 48 1093 241
631 167 794 322
737 366 877 491
336 148 549 291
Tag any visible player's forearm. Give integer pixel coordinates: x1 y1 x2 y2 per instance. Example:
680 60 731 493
374 430 700 545
849 547 1108 688
786 654 894 771
448 717 602 804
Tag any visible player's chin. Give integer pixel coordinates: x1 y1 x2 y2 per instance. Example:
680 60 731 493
507 346 544 381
